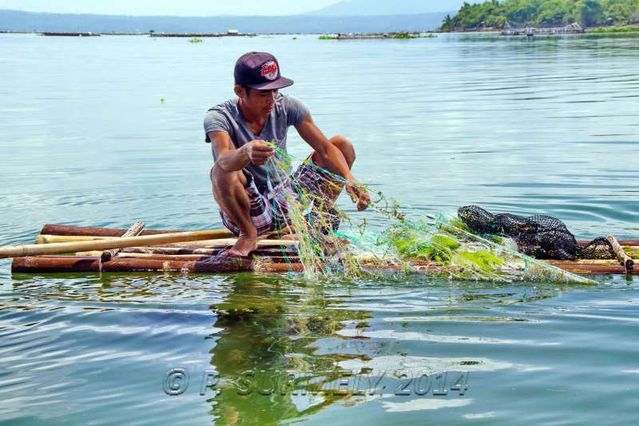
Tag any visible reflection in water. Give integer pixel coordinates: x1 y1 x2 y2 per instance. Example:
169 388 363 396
204 276 569 424
208 274 371 425
3 269 638 425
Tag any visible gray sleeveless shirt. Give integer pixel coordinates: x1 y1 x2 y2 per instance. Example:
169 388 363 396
204 94 309 194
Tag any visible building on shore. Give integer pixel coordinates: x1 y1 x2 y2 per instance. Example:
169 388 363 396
502 22 584 36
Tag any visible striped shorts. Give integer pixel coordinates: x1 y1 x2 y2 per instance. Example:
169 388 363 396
213 160 344 236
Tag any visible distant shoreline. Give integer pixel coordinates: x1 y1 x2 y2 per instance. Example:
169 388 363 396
437 23 639 34
2 25 639 38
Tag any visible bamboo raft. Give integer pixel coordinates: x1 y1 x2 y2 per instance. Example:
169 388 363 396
2 223 637 276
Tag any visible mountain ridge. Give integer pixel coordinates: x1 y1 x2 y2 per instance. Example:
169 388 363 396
0 9 448 33
308 0 467 16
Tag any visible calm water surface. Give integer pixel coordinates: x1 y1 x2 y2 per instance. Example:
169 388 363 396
0 33 638 425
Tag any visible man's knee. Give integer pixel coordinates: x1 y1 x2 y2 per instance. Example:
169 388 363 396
211 165 247 195
329 135 356 168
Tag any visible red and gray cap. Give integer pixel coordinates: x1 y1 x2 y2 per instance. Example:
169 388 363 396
234 51 294 90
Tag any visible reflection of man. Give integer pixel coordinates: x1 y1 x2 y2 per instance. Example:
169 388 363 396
204 52 370 257
209 275 367 423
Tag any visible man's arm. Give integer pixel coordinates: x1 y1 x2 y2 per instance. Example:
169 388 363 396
208 131 274 171
295 114 370 211
295 115 353 180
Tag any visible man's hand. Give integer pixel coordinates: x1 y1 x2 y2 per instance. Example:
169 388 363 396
244 140 274 166
346 180 371 211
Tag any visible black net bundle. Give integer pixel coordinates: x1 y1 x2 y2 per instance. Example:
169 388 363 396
457 206 615 261
579 237 618 260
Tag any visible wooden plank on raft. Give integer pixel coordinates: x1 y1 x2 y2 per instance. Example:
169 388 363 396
607 235 634 271
5 224 636 276
11 256 304 273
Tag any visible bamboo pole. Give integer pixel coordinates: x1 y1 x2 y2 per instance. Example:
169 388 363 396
164 239 298 248
39 223 297 240
34 235 299 248
101 222 145 261
578 239 639 247
625 246 639 259
607 235 634 271
37 235 113 244
547 260 636 275
10 242 638 276
11 256 303 273
40 223 180 237
78 246 300 258
119 246 298 257
0 231 294 259
38 225 639 248
12 254 635 276
116 253 299 263
10 255 451 275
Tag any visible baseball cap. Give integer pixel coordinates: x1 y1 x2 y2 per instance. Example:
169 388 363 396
234 52 294 90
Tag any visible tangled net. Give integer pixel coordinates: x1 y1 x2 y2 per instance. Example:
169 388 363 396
261 143 595 285
457 205 616 261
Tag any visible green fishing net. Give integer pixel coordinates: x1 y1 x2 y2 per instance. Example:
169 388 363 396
263 143 595 285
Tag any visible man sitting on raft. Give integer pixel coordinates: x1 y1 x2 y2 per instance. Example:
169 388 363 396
204 51 370 257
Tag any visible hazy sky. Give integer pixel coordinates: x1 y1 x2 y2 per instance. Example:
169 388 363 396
0 0 340 16
0 0 344 16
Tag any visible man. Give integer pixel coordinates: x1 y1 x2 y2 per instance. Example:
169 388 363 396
204 51 370 257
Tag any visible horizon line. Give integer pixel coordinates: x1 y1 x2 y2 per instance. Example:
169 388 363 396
0 8 452 19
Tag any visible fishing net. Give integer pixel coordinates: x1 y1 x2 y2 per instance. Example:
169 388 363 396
261 143 595 285
457 205 616 260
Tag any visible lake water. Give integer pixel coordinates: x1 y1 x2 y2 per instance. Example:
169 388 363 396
0 33 638 425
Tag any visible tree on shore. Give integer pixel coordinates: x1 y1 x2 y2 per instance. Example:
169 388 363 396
577 0 605 26
440 0 639 31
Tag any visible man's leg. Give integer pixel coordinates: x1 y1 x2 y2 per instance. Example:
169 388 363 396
310 135 356 201
312 135 356 169
211 165 258 256
296 135 356 235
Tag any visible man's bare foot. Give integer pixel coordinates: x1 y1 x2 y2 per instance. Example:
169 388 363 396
226 233 258 257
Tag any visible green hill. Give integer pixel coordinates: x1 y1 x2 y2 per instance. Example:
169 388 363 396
440 0 639 31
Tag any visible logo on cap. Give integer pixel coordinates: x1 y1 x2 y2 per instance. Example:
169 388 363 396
260 61 279 81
